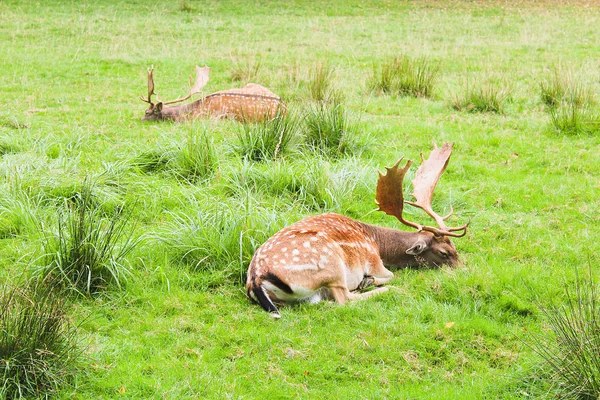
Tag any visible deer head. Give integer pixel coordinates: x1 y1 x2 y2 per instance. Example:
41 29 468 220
140 65 210 121
375 142 469 267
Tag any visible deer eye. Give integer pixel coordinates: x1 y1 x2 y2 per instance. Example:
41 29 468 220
439 251 449 258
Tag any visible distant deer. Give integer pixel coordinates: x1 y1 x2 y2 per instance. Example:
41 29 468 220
140 65 286 122
246 143 469 318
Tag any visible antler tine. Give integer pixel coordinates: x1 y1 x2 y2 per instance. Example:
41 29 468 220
405 142 468 236
375 157 424 231
161 65 211 106
140 67 156 105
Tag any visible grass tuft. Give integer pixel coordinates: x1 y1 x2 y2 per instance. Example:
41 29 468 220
307 62 341 103
174 129 218 183
179 0 194 12
540 66 594 108
452 78 510 113
304 101 358 157
33 180 140 296
368 56 439 97
540 67 600 135
156 195 281 284
233 112 299 161
230 58 262 83
525 269 600 399
548 103 600 136
0 279 81 399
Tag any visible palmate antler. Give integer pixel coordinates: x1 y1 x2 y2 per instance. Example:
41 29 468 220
375 142 469 237
140 67 156 105
161 65 211 105
140 65 211 106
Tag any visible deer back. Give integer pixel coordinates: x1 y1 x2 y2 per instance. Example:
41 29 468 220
198 84 286 122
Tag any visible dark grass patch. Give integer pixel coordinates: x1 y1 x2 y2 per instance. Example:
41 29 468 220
0 279 81 399
548 103 600 136
156 196 281 284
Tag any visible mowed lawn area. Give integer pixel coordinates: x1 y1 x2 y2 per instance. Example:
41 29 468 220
1 0 599 398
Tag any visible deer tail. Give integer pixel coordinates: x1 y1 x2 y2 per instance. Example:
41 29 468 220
247 277 280 319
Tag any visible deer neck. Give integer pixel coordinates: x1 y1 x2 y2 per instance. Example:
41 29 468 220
360 223 428 268
161 101 201 121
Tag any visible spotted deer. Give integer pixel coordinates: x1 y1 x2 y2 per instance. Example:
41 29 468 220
246 143 469 318
140 65 286 122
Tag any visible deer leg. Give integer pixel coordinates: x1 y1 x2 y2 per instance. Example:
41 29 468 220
369 259 394 286
330 285 389 304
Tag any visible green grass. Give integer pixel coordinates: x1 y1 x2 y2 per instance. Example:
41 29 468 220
0 0 599 398
233 111 300 161
524 268 600 399
368 55 439 98
32 180 140 296
0 279 81 399
451 76 511 113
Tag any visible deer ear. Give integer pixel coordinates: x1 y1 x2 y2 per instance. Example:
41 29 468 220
155 102 163 112
406 240 428 255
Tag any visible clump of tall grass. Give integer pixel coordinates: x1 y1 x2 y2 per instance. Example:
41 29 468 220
174 130 218 183
525 270 600 399
156 195 282 284
540 67 600 135
33 180 140 296
451 78 510 113
0 279 81 399
368 56 439 98
230 57 262 83
304 101 358 157
307 62 342 103
548 104 600 136
540 66 594 108
233 112 299 161
131 130 217 181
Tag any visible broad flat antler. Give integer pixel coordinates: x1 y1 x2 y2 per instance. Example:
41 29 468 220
375 157 422 231
161 65 211 105
375 143 469 237
140 67 156 105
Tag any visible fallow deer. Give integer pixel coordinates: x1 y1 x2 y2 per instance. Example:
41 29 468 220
140 65 285 122
246 143 469 318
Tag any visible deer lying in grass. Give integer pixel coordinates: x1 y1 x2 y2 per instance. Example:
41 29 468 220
246 143 469 318
140 65 285 122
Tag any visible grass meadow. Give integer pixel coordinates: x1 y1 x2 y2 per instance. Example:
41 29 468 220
1 0 600 398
